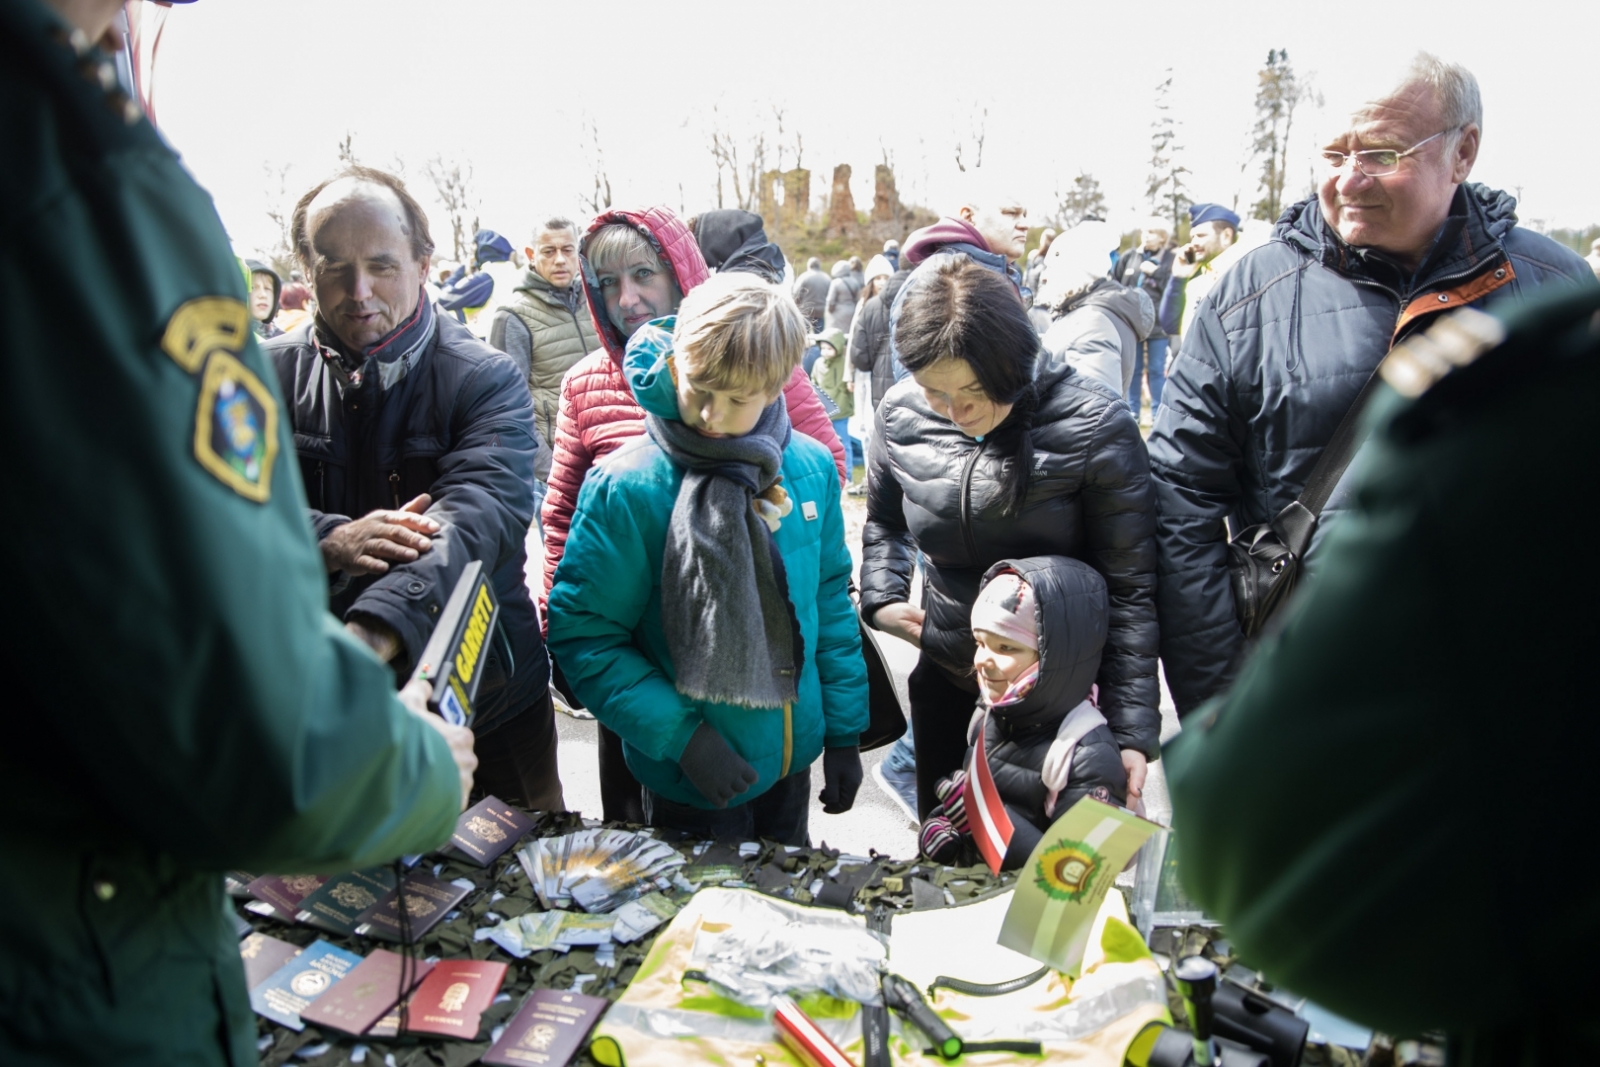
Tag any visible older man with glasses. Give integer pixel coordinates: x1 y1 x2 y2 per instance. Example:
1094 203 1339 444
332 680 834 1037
1149 51 1597 720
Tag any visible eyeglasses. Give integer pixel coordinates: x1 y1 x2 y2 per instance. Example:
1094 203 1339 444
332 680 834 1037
1318 129 1454 177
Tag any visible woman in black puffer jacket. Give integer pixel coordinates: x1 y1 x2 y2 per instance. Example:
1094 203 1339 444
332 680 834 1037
860 254 1160 818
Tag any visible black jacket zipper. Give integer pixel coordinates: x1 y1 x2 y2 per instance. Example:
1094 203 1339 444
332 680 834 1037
958 442 983 563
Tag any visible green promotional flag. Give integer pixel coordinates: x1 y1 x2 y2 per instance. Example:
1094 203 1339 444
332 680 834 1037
998 798 1161 976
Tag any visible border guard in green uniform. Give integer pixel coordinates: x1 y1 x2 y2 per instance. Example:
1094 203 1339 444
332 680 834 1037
0 1 478 1063
1166 284 1600 1065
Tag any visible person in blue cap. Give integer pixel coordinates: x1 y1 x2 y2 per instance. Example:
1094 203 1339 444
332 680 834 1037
1158 201 1238 339
1148 53 1596 720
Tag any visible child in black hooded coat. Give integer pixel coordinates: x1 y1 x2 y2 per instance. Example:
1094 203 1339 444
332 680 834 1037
919 556 1128 871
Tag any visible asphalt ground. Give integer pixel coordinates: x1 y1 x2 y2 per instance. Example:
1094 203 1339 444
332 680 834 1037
529 488 1180 862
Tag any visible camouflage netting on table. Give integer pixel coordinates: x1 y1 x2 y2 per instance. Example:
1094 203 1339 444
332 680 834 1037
244 810 1016 1067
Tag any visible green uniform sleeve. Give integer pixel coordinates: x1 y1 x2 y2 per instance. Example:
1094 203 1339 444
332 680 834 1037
3 48 460 874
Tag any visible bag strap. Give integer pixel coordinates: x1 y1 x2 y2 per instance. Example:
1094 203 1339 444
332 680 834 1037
1271 355 1389 557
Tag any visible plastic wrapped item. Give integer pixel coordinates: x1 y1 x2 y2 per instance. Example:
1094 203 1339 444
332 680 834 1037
687 892 887 1008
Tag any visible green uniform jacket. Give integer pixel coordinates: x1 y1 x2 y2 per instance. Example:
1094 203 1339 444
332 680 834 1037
1164 288 1600 1061
1 4 461 1064
547 319 867 807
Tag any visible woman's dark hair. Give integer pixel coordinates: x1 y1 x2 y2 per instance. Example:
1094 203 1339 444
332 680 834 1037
895 255 1041 516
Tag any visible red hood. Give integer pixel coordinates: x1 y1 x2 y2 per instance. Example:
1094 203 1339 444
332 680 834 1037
580 206 710 365
903 217 992 266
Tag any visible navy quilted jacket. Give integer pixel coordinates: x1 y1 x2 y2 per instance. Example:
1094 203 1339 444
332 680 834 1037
1149 183 1598 715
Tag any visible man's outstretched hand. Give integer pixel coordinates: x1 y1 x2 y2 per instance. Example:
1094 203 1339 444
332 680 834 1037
321 494 440 576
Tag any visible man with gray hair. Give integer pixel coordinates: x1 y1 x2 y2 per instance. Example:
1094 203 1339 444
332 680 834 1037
1150 52 1596 718
489 217 599 481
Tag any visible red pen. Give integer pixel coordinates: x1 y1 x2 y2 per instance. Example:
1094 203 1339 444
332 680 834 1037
771 994 857 1067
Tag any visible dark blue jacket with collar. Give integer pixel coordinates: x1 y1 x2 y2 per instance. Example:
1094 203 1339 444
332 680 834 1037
1148 183 1597 715
266 299 547 734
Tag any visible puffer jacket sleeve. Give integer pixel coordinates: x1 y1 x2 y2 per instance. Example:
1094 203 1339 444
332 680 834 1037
782 364 848 483
539 364 593 628
859 403 917 625
1078 402 1162 758
546 469 704 765
1146 300 1246 716
350 355 537 664
850 297 884 374
1042 308 1125 397
812 463 870 747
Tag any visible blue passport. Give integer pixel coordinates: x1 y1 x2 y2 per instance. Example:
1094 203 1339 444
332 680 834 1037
249 939 364 1031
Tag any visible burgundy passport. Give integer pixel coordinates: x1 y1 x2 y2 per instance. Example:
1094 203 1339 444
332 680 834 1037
299 948 430 1036
353 872 473 943
401 959 509 1039
482 989 608 1066
245 873 328 922
450 796 535 866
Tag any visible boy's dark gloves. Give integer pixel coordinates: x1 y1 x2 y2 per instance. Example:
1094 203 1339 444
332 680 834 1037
818 746 863 813
679 723 758 808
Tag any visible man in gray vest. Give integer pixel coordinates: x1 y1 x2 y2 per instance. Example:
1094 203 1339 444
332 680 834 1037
489 216 600 481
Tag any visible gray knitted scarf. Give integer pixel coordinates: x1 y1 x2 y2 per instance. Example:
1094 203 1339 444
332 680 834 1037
646 402 803 709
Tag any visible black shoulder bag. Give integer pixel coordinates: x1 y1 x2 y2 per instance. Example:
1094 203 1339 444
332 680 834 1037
1227 361 1387 637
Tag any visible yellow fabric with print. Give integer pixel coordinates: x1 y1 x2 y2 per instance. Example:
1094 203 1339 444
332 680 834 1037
588 887 1168 1067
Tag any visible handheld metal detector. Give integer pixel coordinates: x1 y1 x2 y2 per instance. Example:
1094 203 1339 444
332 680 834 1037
409 561 499 727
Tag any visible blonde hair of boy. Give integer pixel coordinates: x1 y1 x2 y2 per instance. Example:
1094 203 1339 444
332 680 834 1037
674 272 805 398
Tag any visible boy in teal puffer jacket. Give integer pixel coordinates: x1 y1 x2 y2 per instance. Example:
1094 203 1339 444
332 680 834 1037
547 272 867 843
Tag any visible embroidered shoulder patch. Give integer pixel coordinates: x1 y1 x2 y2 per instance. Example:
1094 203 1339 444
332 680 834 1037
193 352 278 501
162 296 251 372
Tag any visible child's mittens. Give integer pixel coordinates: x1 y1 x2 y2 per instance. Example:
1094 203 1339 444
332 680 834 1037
752 483 793 533
933 770 970 834
678 722 759 808
919 815 963 864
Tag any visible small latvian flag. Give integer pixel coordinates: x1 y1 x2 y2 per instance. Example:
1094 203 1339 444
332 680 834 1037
966 711 1014 874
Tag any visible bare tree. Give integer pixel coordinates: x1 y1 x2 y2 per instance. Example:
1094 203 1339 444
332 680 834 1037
579 114 613 216
1144 70 1191 235
337 132 358 166
424 155 478 263
954 103 988 173
260 161 298 276
708 103 769 213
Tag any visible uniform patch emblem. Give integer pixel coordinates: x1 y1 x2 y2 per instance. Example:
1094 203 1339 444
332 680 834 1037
161 296 251 372
193 352 279 502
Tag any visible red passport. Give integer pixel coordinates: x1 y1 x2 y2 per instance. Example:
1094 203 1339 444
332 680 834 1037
482 989 608 1066
299 948 430 1036
402 959 508 1039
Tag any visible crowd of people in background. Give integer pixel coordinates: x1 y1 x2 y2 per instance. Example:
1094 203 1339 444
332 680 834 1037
227 51 1600 852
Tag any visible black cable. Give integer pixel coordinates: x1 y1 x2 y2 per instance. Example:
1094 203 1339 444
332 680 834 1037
927 965 1051 999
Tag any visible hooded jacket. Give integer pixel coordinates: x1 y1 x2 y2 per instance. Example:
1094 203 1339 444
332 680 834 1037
1039 278 1154 397
266 296 548 736
889 219 1026 382
1149 183 1598 715
540 207 846 623
976 556 1128 864
861 356 1161 758
850 266 911 410
792 261 831 320
692 208 786 281
488 266 599 458
547 321 867 808
244 257 283 339
824 261 862 334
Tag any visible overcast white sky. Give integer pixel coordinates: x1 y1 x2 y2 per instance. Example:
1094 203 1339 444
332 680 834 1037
147 0 1599 262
